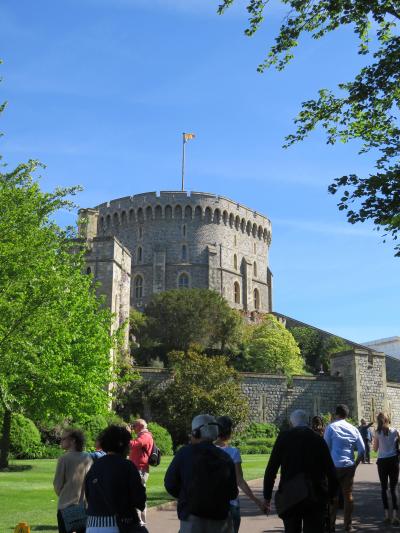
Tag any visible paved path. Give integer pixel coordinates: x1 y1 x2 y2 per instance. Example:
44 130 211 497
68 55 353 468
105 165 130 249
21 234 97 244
147 463 393 532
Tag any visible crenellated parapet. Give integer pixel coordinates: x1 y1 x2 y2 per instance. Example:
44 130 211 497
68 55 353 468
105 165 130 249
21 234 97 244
80 191 273 313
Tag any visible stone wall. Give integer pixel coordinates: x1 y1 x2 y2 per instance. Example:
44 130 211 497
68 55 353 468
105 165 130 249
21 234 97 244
135 349 396 425
137 368 343 424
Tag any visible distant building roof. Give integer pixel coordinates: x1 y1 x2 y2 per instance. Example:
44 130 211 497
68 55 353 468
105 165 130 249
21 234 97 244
363 337 400 359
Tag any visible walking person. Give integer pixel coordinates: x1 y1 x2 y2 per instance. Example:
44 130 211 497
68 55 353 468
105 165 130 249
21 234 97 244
164 414 238 533
373 412 400 525
129 418 154 527
358 419 373 464
324 404 365 532
85 425 147 533
263 409 338 533
215 416 266 532
53 428 93 533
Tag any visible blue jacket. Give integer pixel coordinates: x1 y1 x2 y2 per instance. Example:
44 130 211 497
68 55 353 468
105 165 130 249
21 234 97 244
164 441 238 520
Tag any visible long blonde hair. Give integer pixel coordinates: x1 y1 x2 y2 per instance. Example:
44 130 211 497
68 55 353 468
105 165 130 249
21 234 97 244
377 412 390 436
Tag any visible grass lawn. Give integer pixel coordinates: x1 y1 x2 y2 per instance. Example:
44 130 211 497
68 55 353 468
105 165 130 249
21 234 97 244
0 454 268 532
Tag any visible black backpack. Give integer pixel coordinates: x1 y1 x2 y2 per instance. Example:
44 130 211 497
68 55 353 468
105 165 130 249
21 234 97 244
187 445 234 520
148 442 161 467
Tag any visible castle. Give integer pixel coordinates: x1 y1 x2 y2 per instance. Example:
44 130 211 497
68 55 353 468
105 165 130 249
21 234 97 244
79 190 273 319
78 190 400 427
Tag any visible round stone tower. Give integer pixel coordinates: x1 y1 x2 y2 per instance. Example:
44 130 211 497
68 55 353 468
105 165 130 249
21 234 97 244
82 191 273 313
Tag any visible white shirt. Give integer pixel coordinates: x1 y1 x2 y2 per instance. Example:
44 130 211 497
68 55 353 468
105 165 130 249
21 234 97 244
375 428 399 459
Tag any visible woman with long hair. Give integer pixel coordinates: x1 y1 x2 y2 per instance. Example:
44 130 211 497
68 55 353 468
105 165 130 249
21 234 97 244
311 416 325 437
215 416 266 533
373 412 400 525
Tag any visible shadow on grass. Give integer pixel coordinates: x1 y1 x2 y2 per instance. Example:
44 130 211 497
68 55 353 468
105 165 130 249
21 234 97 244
31 527 58 532
1 464 33 472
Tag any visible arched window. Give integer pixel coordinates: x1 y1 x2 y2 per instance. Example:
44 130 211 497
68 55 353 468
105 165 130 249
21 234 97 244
182 224 186 237
174 205 182 219
165 205 172 219
106 214 111 229
205 207 212 222
184 205 192 219
234 282 240 304
234 254 238 270
253 261 257 277
155 205 162 219
254 288 260 310
137 246 143 263
134 275 143 299
121 211 127 226
178 272 189 289
145 205 153 220
182 245 187 261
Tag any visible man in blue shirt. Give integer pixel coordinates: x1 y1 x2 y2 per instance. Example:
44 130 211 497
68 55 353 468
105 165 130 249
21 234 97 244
358 419 373 464
324 404 365 532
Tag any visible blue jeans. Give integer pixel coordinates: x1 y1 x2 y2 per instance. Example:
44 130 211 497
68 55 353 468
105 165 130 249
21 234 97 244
230 504 241 533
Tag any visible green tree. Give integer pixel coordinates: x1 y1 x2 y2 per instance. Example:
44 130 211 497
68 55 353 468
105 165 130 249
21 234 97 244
151 349 249 446
290 327 350 372
134 289 243 364
240 315 304 376
0 163 114 468
218 1 400 255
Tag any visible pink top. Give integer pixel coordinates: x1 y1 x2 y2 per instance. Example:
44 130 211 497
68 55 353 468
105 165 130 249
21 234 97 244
129 430 153 472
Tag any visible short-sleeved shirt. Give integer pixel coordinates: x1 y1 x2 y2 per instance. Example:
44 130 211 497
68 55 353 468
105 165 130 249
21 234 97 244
375 428 399 459
324 419 365 468
217 445 241 507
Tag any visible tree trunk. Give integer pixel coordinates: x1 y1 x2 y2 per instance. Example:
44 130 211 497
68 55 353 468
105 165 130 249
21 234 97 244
0 409 12 469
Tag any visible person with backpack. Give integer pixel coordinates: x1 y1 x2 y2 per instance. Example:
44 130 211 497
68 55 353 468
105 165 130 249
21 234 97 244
164 414 238 533
129 418 154 527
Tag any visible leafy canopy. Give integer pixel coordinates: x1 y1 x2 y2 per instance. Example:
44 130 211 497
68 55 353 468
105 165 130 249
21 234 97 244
132 288 243 364
0 162 114 465
218 0 400 255
290 326 350 372
150 349 249 446
240 315 304 376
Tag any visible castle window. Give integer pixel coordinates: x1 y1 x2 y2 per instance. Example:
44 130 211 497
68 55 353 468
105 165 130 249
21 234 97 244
234 282 240 304
254 288 260 310
174 205 182 219
121 211 127 226
234 254 238 270
165 205 172 219
205 207 212 222
138 226 143 239
229 213 234 227
113 213 119 227
134 275 143 299
155 205 162 220
254 242 256 254
182 245 188 261
182 224 186 237
137 246 143 263
184 205 192 219
253 261 257 277
234 235 237 246
178 272 189 289
106 214 111 229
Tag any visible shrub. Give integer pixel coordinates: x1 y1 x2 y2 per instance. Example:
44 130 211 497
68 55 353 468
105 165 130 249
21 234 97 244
7 414 41 458
246 422 279 439
80 413 126 449
148 422 173 455
238 444 272 454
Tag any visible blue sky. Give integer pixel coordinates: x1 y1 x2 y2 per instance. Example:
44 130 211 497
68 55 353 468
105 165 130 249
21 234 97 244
1 0 398 343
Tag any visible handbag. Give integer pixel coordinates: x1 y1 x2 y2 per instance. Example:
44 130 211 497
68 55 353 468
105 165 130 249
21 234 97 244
60 503 87 533
274 472 311 517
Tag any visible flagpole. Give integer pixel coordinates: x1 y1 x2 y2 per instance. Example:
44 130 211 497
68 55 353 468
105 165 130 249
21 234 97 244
181 133 186 191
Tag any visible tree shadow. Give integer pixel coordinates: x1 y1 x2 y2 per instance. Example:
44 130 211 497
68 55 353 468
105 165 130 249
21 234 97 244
1 464 32 472
31 526 58 531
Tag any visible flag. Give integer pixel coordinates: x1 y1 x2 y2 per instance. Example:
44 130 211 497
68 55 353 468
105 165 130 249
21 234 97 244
183 132 196 142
